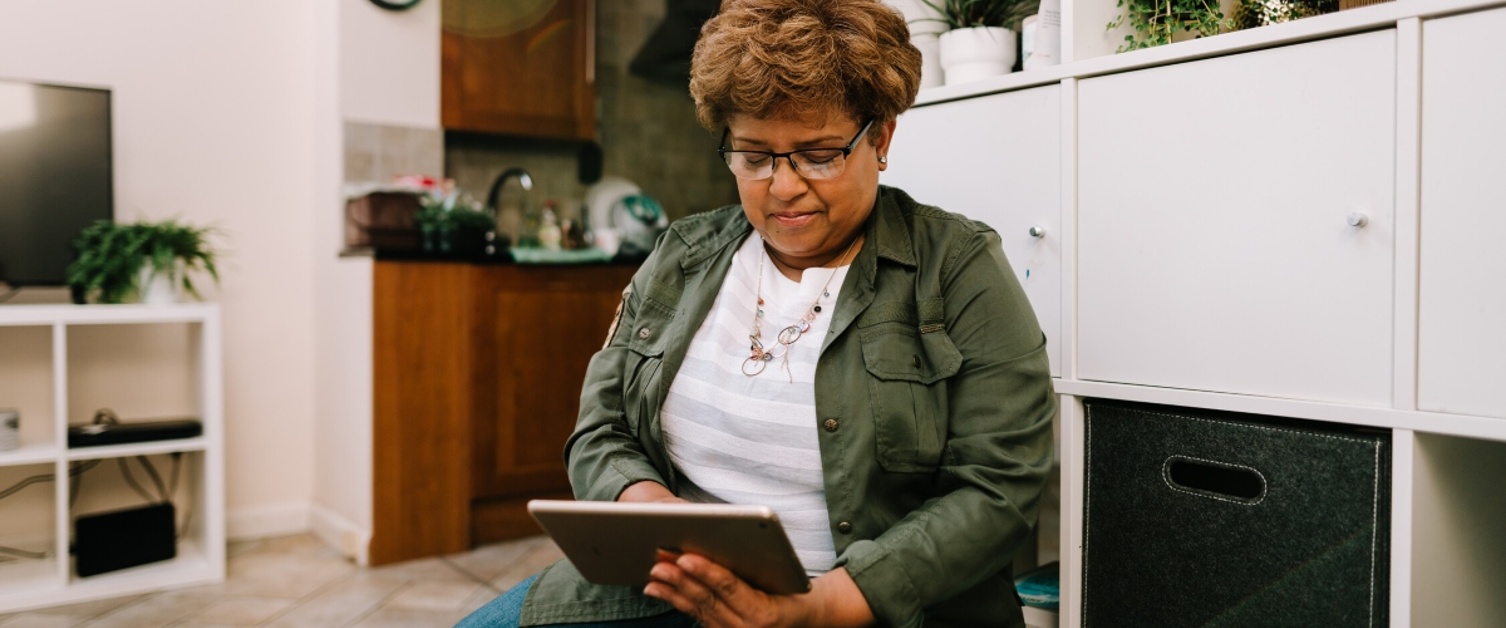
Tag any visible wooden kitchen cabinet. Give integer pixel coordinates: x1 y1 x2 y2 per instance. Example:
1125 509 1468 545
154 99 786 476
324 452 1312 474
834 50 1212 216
441 0 596 140
371 260 635 564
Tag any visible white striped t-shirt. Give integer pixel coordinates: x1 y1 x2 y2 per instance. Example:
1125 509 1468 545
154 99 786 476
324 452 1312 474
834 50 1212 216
660 233 852 575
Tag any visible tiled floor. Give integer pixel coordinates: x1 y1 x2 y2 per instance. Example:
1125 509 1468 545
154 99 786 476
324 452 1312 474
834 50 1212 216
0 533 565 627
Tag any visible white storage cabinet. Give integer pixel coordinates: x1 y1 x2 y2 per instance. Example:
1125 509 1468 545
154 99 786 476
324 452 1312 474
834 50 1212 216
883 86 1064 377
897 1 1506 626
0 304 225 614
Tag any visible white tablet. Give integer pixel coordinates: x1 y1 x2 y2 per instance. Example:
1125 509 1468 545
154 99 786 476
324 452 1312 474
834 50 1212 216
527 499 812 595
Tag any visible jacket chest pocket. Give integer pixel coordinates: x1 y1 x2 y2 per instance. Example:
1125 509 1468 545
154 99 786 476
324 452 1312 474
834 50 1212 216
623 297 675 435
859 324 962 473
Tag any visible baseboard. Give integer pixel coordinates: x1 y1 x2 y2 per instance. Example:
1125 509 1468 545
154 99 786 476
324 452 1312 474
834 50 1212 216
311 504 371 566
227 502 311 541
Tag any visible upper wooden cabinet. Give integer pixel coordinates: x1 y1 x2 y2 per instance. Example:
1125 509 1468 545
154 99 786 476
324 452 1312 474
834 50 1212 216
442 0 596 140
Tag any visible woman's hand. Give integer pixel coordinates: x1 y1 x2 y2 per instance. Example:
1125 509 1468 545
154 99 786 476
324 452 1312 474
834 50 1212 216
616 480 686 504
644 551 874 628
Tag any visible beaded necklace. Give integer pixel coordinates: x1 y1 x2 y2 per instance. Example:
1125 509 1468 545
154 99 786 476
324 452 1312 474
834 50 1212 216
742 237 860 378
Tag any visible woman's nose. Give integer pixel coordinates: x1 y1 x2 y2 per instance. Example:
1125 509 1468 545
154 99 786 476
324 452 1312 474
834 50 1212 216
768 157 808 200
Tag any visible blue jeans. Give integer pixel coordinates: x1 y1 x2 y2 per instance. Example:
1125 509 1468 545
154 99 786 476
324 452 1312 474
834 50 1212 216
456 574 697 628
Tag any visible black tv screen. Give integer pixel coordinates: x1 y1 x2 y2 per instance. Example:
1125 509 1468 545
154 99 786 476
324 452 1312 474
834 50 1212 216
0 78 113 287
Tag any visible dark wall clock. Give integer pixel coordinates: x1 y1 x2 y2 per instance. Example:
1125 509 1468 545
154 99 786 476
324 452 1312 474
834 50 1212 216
370 0 422 10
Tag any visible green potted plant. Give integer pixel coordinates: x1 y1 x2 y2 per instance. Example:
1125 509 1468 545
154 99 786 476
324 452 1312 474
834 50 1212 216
917 0 1040 85
1108 0 1231 52
1230 0 1336 31
66 218 221 304
414 184 495 255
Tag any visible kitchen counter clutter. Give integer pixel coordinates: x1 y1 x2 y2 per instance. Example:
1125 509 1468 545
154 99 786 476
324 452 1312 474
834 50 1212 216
370 259 638 564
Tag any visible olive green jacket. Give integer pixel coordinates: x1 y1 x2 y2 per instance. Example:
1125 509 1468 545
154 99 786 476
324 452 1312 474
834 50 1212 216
520 186 1056 628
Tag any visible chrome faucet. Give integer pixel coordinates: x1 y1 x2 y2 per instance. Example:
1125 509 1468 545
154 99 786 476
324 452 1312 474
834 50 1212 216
487 167 534 245
486 167 533 211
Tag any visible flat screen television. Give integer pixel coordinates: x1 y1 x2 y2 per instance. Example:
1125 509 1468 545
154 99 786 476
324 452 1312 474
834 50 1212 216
0 78 113 288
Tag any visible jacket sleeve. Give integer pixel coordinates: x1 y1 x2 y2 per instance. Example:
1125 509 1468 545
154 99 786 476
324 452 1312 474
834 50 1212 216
838 229 1057 627
564 244 674 503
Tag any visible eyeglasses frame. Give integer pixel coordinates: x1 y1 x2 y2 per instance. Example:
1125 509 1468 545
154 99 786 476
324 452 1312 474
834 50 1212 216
717 117 877 180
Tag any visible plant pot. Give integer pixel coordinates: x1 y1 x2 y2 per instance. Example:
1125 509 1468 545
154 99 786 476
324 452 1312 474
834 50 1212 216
939 27 1018 86
138 262 183 305
884 0 946 88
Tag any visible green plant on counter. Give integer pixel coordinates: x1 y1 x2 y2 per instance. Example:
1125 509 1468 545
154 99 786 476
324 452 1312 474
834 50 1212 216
1108 0 1231 52
916 0 1040 30
66 219 221 304
415 187 495 253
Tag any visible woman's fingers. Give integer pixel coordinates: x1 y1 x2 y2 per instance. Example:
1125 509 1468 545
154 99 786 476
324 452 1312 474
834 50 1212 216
646 553 782 627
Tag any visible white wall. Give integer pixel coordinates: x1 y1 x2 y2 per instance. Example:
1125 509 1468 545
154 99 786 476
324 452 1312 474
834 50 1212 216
312 0 440 564
0 0 320 538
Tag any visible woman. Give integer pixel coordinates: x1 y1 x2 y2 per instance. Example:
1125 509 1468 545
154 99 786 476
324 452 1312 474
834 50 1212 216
460 1 1054 626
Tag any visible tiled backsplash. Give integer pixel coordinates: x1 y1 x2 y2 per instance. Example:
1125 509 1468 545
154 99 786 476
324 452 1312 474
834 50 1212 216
343 121 444 185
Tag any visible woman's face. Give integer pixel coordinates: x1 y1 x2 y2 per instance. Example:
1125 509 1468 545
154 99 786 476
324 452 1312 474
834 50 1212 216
726 114 894 270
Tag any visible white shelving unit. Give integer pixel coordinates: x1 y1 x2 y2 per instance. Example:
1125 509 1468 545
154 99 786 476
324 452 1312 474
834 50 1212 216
0 303 224 614
885 1 1506 625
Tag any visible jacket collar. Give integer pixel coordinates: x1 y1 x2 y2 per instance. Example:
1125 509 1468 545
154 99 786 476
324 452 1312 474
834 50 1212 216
868 186 917 269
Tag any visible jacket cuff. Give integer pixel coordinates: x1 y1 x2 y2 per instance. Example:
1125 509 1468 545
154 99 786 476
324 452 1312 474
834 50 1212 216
579 455 667 502
837 537 924 628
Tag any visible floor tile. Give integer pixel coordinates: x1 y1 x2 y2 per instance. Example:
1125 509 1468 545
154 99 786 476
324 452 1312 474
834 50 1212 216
347 606 467 628
183 597 296 625
4 532 569 627
382 581 490 613
488 541 565 591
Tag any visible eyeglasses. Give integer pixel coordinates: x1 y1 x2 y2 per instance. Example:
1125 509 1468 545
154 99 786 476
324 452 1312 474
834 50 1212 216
718 118 875 181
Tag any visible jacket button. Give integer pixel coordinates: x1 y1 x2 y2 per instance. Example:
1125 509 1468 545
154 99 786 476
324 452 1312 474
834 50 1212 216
912 354 921 368
637 328 652 339
837 521 853 534
823 419 839 433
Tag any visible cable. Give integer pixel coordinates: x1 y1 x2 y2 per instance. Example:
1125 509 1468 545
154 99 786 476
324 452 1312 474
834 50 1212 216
69 459 102 507
0 472 52 500
0 545 50 559
116 457 160 504
169 452 183 497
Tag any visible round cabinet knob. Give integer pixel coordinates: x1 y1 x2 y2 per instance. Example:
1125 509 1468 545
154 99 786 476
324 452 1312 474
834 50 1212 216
1028 226 1047 239
1346 212 1370 228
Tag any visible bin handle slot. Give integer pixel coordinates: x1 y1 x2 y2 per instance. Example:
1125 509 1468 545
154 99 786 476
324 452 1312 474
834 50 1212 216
1163 456 1266 505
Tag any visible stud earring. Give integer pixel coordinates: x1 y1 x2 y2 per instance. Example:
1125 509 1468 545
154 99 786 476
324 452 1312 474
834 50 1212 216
878 156 888 164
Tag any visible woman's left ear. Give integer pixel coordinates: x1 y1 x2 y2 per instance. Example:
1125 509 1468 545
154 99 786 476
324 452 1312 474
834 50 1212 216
876 119 897 170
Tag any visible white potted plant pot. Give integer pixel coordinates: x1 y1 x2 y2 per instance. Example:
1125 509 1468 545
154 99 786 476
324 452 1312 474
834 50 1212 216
138 262 183 305
938 26 1017 85
884 0 947 88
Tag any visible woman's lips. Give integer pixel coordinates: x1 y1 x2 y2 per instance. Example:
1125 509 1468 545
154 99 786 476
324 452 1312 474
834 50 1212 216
770 211 817 228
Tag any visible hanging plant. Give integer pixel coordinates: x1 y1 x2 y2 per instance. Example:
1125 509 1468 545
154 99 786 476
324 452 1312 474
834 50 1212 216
1108 0 1231 52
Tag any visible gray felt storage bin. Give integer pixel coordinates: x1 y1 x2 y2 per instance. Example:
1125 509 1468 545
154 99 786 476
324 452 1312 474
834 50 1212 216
1082 399 1390 628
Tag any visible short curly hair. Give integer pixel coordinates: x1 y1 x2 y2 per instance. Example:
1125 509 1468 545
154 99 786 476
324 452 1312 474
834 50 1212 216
689 0 922 134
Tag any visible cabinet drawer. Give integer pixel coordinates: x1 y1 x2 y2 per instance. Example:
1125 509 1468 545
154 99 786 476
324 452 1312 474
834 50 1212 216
1417 7 1506 419
884 86 1063 376
1077 32 1396 405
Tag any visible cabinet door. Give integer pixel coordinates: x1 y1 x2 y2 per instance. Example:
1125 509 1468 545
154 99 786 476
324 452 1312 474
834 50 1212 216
1077 32 1396 405
1418 8 1506 419
442 0 595 140
883 86 1062 376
